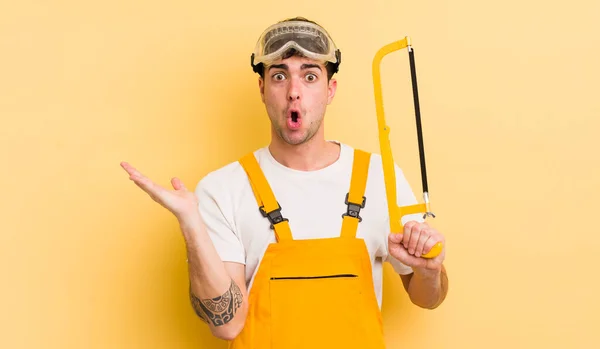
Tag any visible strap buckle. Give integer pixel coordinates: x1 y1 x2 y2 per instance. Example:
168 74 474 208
259 202 289 229
342 193 366 222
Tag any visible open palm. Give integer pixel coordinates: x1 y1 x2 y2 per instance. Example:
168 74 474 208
120 162 199 221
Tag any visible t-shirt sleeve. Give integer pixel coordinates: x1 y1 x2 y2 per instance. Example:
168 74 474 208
194 177 246 265
384 163 425 275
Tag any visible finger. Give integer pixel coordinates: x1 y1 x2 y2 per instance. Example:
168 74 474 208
402 221 418 248
422 234 444 256
121 162 147 180
388 236 410 259
120 162 139 176
171 177 188 191
407 223 422 255
130 173 154 192
121 163 161 195
131 178 160 202
414 230 432 258
130 172 167 199
389 244 425 269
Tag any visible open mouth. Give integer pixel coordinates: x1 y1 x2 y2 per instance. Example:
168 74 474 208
286 109 302 129
291 111 299 123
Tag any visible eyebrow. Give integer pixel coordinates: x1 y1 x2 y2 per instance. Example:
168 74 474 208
268 63 323 72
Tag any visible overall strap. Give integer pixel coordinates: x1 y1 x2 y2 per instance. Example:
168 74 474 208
239 152 293 242
340 149 371 238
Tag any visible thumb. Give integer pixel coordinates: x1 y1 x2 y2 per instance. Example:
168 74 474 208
389 232 403 244
171 177 187 191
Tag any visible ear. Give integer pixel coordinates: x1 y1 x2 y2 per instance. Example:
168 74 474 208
326 78 337 105
259 76 265 103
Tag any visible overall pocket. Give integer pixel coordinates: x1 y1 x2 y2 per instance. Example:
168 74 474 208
271 273 358 280
269 273 379 349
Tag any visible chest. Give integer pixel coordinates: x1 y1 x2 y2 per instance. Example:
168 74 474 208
232 178 390 268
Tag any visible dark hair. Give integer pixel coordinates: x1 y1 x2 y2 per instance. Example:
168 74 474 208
255 17 339 80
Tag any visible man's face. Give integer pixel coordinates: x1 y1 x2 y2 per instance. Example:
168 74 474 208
259 55 337 146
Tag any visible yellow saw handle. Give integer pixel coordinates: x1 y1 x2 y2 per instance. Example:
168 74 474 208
372 36 443 259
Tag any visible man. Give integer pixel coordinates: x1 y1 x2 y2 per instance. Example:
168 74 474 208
121 16 448 348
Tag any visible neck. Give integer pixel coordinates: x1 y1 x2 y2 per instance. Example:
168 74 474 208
268 136 340 171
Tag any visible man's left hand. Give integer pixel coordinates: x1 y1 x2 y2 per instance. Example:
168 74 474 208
388 220 446 273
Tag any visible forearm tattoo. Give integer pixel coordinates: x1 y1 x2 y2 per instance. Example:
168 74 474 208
189 279 243 327
189 286 208 323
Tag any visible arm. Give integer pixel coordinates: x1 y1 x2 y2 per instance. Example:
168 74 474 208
119 162 248 341
180 211 248 341
389 220 449 309
400 264 448 309
388 163 449 309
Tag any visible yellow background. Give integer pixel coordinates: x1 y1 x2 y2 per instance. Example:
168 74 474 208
1 0 599 348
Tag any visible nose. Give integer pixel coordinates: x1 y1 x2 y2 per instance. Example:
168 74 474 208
288 92 300 101
287 78 301 101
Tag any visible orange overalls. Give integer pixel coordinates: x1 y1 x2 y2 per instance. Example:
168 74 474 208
229 148 386 349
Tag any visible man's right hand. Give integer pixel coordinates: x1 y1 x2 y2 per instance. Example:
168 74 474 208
120 161 249 340
120 162 200 225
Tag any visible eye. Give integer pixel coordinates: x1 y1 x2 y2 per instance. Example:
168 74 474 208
305 73 317 82
273 73 286 81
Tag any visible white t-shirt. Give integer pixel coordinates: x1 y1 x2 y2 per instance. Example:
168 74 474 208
194 141 424 308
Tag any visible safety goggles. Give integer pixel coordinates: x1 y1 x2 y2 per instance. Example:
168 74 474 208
250 20 341 73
